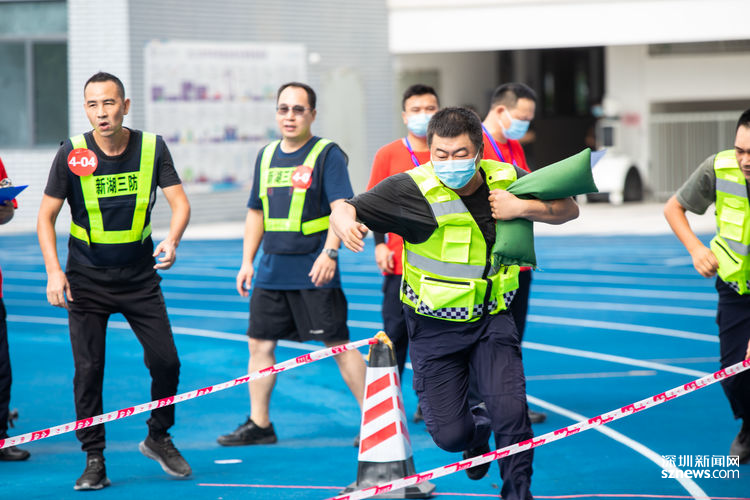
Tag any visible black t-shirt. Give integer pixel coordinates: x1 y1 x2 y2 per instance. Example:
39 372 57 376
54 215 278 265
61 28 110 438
349 166 526 257
44 129 181 268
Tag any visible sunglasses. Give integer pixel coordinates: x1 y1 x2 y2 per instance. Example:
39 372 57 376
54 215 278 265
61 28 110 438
276 104 312 116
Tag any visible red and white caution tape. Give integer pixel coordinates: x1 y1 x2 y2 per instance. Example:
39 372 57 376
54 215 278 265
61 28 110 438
327 359 750 500
0 337 378 450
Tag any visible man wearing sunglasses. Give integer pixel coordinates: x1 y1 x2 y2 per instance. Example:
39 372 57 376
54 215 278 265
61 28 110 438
218 82 366 447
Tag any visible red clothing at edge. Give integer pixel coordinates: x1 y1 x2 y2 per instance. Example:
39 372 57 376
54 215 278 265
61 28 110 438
367 138 431 276
481 133 530 173
0 157 19 298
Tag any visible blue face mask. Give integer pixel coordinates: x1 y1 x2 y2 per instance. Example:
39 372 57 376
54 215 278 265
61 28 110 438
501 110 530 141
406 113 433 138
432 154 478 189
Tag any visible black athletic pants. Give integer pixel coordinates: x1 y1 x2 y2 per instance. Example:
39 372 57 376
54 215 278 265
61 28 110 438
468 269 532 407
716 278 750 420
381 274 409 375
406 307 533 500
66 261 180 453
0 298 11 438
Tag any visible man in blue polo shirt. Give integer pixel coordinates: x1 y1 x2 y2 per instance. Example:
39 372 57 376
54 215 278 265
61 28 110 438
217 82 366 447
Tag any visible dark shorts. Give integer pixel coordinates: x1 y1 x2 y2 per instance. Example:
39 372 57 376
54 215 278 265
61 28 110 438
248 287 350 342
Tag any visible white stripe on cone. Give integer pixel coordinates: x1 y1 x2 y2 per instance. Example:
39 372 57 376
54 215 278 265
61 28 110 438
358 366 412 462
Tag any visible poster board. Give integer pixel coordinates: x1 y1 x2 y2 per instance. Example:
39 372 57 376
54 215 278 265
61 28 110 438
144 41 306 189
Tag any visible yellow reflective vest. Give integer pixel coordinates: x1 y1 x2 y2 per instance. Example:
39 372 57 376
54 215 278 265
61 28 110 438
401 160 520 322
258 138 334 254
710 150 750 294
69 133 155 245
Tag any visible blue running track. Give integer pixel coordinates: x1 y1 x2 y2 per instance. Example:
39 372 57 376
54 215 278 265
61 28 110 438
0 232 748 499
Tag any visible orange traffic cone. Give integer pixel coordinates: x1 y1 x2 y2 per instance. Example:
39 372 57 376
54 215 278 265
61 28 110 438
342 332 435 498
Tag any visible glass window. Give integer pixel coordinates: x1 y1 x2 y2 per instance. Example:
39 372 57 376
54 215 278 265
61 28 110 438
0 40 67 147
0 1 67 36
34 42 68 145
0 43 30 147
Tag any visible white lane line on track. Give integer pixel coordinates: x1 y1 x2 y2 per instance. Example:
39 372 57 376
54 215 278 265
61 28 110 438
525 394 710 500
7 314 705 377
526 370 657 381
645 357 719 364
532 285 716 302
530 299 714 317
528 315 717 343
522 341 709 378
534 273 706 288
6 315 383 334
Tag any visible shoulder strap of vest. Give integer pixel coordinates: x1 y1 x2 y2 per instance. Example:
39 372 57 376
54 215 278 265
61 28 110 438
258 140 282 198
70 134 87 150
479 159 517 190
407 164 443 197
715 149 741 171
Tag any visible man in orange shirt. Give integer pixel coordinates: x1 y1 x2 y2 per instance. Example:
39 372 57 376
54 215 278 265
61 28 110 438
480 83 546 424
366 84 439 421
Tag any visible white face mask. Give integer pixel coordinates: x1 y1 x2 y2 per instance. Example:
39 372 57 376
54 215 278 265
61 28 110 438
407 113 433 137
431 153 478 189
500 109 530 140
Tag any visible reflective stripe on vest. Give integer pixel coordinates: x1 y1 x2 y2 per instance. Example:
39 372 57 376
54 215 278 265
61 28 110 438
69 133 155 245
258 138 331 235
401 159 519 322
710 149 750 294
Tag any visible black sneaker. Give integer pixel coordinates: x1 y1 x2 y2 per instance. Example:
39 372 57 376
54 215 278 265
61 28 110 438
463 442 491 480
730 422 750 464
0 445 30 461
216 417 277 446
139 434 192 477
413 403 424 423
74 455 110 491
528 409 547 424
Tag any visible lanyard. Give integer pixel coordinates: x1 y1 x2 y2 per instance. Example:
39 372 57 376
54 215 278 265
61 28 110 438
481 125 516 167
403 137 422 168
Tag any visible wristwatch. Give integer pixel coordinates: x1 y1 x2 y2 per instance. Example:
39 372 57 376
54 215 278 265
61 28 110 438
323 248 338 260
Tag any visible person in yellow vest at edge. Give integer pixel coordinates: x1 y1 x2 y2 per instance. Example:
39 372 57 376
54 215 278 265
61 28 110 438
37 72 192 490
331 107 579 500
664 108 750 464
216 82 366 448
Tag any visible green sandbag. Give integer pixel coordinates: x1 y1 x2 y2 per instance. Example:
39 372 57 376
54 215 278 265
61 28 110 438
492 148 599 269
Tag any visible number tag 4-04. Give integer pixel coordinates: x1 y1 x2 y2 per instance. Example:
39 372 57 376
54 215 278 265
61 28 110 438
291 165 313 189
67 148 98 177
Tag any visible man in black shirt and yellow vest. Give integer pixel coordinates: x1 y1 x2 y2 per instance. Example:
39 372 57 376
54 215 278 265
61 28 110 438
38 72 192 490
331 108 578 500
664 108 750 464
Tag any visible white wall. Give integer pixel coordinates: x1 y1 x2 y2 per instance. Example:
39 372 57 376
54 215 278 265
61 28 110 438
389 0 750 54
1 149 66 234
68 0 132 136
605 44 750 180
395 51 499 114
